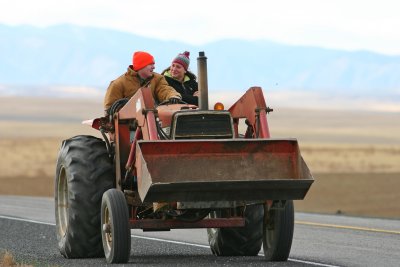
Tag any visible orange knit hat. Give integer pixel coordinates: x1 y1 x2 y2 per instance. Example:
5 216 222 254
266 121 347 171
132 51 155 71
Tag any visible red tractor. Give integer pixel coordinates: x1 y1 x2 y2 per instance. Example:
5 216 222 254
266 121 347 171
55 52 313 263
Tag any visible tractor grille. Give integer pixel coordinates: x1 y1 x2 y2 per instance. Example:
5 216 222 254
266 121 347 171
170 111 234 139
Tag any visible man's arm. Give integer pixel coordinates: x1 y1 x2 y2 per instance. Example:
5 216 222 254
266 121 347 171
152 74 182 102
104 80 124 112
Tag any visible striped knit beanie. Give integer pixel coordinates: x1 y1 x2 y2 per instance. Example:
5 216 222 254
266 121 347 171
172 51 190 70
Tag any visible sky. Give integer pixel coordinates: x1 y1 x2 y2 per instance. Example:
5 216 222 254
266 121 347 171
1 0 400 56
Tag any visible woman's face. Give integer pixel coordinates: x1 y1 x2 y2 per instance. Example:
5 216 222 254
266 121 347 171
170 63 185 81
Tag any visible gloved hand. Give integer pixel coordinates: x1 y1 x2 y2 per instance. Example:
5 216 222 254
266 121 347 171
168 97 181 104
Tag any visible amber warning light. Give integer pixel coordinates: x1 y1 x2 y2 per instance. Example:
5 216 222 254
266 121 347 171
213 102 224 110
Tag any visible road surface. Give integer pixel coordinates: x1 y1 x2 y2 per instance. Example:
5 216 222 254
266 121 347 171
0 195 399 266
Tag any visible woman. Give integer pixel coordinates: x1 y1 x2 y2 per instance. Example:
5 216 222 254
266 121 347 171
161 51 199 105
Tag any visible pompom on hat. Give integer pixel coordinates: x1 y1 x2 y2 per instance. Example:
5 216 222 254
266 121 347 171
132 51 155 71
172 51 190 70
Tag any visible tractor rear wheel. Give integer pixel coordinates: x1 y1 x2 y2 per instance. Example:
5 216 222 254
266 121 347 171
207 204 263 256
55 135 114 258
263 200 294 261
101 189 131 263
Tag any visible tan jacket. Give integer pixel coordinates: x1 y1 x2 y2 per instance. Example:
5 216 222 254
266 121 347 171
104 66 181 110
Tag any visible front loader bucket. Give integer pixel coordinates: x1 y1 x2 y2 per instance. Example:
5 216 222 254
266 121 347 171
135 139 314 203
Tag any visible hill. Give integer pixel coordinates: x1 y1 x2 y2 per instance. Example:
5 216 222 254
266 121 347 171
1 24 400 95
1 23 400 112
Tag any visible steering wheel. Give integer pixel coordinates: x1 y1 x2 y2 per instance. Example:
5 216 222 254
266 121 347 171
158 98 188 105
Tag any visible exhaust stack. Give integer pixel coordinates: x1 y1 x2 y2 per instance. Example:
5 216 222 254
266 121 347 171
197 51 209 110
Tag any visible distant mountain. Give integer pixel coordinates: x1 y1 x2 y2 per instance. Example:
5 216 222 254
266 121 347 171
1 23 400 99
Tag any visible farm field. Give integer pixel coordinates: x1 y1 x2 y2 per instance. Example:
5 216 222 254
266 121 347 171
1 96 399 219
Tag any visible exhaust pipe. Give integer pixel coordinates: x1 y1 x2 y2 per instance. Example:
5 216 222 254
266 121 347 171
197 51 209 110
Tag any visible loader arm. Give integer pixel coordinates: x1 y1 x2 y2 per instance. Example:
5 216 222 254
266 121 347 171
106 87 161 189
118 87 159 140
229 87 272 138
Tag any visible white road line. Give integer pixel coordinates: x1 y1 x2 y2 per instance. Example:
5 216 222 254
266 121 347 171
131 234 340 267
132 234 209 248
0 214 339 267
289 258 341 267
0 214 55 226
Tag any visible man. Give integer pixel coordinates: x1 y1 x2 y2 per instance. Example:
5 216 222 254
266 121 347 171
104 51 181 213
104 51 182 114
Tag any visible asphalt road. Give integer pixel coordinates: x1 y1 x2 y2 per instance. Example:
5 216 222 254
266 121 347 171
0 195 399 267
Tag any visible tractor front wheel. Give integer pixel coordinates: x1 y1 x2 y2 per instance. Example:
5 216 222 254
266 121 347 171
263 200 294 261
101 189 131 263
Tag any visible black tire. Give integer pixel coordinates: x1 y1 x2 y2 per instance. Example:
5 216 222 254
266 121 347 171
55 135 114 258
207 204 263 256
101 189 131 263
263 200 294 261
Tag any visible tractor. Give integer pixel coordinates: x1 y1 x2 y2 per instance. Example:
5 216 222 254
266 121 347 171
55 52 314 263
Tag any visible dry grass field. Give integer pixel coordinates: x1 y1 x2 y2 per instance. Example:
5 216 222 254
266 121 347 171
1 96 399 219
